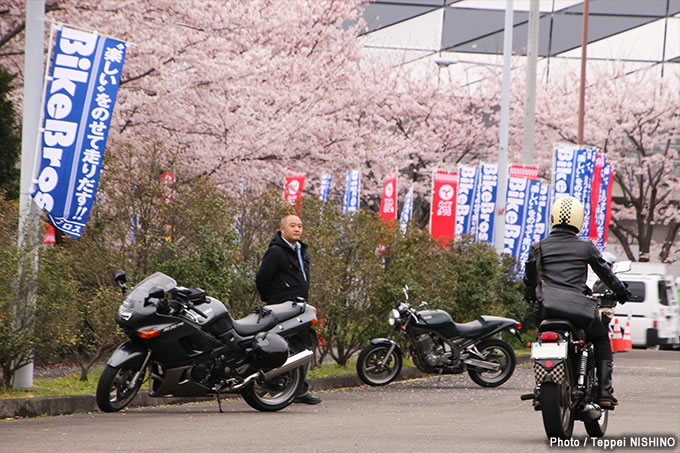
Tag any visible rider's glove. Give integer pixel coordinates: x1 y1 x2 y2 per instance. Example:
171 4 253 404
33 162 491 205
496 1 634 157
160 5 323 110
617 283 631 305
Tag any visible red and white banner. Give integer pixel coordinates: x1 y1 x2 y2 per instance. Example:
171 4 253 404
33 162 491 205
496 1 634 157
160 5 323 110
379 169 398 220
509 165 538 180
430 170 458 240
43 223 56 245
588 154 604 240
160 171 175 205
284 172 306 207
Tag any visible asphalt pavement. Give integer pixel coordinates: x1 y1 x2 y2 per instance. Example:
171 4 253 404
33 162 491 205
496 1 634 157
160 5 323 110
1 349 678 453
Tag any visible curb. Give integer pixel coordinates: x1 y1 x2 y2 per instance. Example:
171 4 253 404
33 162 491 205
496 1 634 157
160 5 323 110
0 356 529 419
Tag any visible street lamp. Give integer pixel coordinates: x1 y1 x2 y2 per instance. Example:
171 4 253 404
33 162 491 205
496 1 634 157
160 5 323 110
435 1 513 256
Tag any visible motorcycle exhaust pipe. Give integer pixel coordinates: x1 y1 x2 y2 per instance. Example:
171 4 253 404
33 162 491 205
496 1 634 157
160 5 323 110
583 403 602 421
263 350 314 380
463 358 501 371
233 350 314 390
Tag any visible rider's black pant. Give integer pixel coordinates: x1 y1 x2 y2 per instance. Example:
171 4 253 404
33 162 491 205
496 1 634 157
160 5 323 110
587 317 612 363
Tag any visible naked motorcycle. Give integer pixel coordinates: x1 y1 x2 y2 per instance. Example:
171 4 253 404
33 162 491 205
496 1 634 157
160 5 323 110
357 286 523 387
96 271 317 413
521 261 632 439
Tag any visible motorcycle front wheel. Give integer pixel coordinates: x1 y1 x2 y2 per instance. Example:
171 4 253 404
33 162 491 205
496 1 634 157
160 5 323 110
356 343 403 386
96 365 145 412
540 380 575 439
466 339 516 387
241 366 304 412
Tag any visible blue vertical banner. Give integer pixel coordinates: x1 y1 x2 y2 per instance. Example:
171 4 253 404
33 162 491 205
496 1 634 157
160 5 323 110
342 170 360 213
319 172 332 202
534 182 552 242
516 180 542 275
504 176 540 258
574 148 598 239
475 163 498 244
399 185 414 233
552 144 579 201
595 162 613 251
31 25 127 238
455 166 480 240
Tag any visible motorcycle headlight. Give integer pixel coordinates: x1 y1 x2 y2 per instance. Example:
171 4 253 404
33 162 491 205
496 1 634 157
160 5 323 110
388 308 400 326
118 300 134 321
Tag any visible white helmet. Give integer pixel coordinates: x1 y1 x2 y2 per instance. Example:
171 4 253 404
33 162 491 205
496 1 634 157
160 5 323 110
550 196 584 233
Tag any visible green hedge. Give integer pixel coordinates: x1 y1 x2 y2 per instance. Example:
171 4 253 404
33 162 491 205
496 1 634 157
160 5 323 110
0 143 528 386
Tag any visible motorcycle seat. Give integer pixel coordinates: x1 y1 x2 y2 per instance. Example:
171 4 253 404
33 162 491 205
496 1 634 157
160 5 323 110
539 319 586 341
453 319 484 337
232 301 306 336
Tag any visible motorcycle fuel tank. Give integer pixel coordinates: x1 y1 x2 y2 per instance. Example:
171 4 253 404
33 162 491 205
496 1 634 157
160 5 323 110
413 310 458 338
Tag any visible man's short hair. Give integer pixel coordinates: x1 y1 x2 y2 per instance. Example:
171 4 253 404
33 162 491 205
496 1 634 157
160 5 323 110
280 214 300 228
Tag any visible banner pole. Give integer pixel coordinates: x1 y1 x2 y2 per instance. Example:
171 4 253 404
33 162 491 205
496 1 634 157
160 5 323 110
14 0 45 389
29 22 56 192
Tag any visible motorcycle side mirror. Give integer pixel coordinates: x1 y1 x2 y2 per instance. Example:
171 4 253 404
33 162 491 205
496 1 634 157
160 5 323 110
419 301 428 308
612 261 631 274
114 270 126 285
144 287 165 306
114 270 127 294
403 285 409 300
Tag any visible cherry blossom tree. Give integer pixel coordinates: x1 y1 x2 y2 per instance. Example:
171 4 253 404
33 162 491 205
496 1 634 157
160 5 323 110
1 0 499 218
528 68 680 263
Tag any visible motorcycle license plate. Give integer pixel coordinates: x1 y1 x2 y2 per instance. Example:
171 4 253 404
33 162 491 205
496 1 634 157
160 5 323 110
531 342 568 359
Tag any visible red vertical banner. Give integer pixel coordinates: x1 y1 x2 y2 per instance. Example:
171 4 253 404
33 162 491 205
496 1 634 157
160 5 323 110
284 172 305 213
429 170 458 241
379 169 398 221
603 164 615 245
43 223 56 245
160 171 175 205
589 154 604 241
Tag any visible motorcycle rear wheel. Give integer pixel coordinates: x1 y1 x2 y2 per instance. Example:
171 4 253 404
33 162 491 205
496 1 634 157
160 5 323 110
540 381 575 439
96 365 145 412
241 366 304 412
466 339 516 387
356 343 403 386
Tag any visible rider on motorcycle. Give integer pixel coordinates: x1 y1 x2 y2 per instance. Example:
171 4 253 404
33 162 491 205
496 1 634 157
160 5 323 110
523 196 632 409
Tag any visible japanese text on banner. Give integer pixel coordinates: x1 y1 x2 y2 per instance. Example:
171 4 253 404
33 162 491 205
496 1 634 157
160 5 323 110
32 26 127 238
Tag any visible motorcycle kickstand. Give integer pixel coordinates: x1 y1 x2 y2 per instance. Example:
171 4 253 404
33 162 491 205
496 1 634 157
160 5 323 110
216 389 223 413
436 369 444 386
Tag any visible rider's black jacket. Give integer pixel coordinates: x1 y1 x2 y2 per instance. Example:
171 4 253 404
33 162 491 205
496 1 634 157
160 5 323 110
523 225 628 301
256 231 310 305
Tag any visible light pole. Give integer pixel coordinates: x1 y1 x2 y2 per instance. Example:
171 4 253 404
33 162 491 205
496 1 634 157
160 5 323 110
434 0 514 256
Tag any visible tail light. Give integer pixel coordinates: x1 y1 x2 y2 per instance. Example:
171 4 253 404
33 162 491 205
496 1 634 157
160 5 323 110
138 329 161 339
653 320 658 329
539 331 560 342
515 322 522 329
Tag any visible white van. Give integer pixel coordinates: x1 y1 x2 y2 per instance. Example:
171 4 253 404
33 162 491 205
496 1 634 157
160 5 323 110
594 263 680 349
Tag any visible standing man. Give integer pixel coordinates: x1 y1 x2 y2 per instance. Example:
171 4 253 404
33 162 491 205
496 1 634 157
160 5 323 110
256 214 321 405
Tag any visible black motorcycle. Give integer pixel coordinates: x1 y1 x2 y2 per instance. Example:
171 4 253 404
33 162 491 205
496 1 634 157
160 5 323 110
521 261 631 439
96 271 317 413
357 287 523 387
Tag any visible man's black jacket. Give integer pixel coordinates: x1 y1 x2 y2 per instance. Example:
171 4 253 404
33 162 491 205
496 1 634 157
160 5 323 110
256 231 310 304
523 225 627 301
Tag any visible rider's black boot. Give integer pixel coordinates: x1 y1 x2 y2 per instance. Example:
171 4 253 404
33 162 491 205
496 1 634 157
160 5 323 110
597 360 618 408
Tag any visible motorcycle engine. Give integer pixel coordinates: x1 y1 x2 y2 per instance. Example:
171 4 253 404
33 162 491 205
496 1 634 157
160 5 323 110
190 357 233 387
414 334 452 367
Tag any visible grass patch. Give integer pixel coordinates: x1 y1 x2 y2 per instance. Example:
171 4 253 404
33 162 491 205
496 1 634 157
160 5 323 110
0 368 104 400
